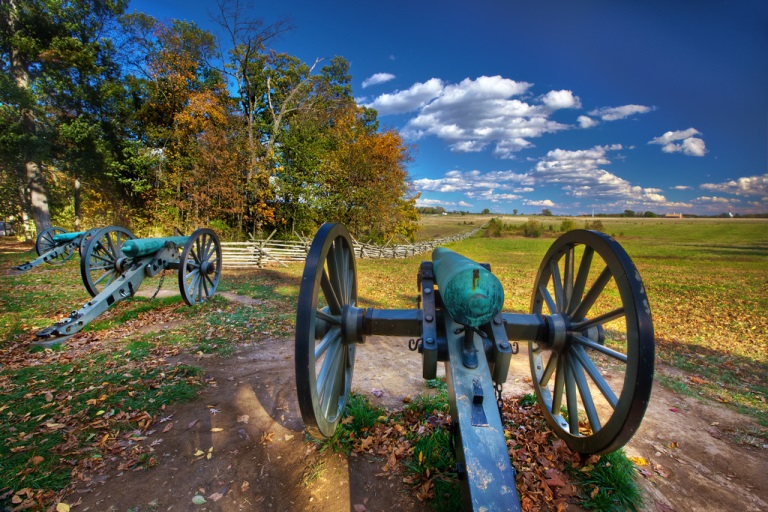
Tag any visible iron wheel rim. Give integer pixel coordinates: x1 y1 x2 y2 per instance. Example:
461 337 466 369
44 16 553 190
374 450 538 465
178 228 221 305
80 226 136 297
529 229 655 454
295 223 357 439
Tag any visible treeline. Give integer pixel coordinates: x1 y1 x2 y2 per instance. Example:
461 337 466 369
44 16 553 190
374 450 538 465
0 0 418 241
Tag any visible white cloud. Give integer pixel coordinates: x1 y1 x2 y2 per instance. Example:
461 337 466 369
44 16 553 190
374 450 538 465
458 201 472 207
413 168 535 204
672 185 692 190
700 175 768 197
695 196 732 204
362 73 396 88
649 128 707 156
540 90 581 110
578 115 598 128
524 199 556 207
363 78 444 115
589 104 653 121
367 75 577 158
532 145 669 205
416 197 457 207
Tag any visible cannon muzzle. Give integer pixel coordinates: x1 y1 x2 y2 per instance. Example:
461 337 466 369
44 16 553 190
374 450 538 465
432 247 504 327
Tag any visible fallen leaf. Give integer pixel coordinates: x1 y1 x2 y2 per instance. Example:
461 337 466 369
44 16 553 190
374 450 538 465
211 427 223 432
237 415 249 424
628 456 649 466
162 422 174 433
208 492 224 502
194 449 204 457
188 419 200 429
669 407 679 413
353 505 367 512
371 388 384 398
56 503 70 512
241 481 250 493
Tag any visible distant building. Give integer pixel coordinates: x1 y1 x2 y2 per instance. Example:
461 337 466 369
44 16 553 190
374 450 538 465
664 213 683 219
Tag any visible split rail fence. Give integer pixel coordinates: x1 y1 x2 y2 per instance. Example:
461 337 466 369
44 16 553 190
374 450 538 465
220 227 483 269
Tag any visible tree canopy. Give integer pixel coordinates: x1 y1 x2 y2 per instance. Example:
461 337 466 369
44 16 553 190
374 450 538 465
0 0 418 241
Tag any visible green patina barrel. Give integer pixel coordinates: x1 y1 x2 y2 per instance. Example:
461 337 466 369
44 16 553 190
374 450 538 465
52 231 86 243
432 247 505 327
122 236 189 258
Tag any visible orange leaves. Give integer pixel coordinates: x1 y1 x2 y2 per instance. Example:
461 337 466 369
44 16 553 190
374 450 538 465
505 398 581 511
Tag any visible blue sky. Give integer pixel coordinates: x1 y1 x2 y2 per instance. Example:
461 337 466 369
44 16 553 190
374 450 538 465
129 0 768 216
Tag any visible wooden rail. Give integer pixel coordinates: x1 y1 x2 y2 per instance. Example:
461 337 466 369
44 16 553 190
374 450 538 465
220 227 482 268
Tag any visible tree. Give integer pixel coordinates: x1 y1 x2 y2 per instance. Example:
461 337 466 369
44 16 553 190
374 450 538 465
542 208 553 216
624 209 635 217
513 209 518 215
321 104 418 241
481 208 490 214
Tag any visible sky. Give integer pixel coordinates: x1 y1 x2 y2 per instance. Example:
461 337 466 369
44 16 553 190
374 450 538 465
128 0 768 216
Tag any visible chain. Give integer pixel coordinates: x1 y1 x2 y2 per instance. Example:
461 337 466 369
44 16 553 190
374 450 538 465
150 270 166 300
494 382 504 418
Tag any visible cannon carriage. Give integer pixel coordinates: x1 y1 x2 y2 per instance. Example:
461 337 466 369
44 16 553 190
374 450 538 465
294 223 655 510
34 226 222 346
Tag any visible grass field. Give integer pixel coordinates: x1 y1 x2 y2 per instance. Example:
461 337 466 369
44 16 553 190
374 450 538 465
1 215 766 507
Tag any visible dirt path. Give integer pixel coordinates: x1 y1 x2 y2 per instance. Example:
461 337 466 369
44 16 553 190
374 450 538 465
69 295 767 512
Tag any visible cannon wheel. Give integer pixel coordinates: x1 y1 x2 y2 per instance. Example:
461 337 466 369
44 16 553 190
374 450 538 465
178 228 222 306
530 229 655 455
295 223 358 438
36 227 74 264
78 228 100 256
80 226 136 297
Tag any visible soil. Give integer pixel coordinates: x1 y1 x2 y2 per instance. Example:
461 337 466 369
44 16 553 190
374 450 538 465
65 291 767 512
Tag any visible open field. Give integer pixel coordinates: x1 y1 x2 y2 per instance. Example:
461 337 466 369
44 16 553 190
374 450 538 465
1 216 766 510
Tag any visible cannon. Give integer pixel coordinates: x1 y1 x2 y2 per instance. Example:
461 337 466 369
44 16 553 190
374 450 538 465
295 223 655 510
34 226 222 346
12 226 105 272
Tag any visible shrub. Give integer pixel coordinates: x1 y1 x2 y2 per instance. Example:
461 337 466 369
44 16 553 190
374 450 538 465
585 220 604 231
522 219 544 238
560 219 576 232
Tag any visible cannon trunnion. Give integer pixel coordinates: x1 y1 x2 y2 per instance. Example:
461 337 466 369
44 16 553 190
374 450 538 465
294 223 655 511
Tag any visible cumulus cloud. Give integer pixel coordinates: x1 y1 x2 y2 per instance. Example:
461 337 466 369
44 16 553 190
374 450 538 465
540 90 581 110
363 78 444 115
532 145 669 205
649 128 707 156
700 175 768 197
672 185 692 190
695 196 732 204
524 199 556 207
365 75 578 159
589 105 653 121
362 72 396 88
578 115 598 128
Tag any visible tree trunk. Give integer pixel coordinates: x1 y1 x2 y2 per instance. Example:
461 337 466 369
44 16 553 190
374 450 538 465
74 175 81 230
25 161 52 233
8 0 52 234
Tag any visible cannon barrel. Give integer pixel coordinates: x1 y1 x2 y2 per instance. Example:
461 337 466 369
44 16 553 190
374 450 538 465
432 247 504 328
122 236 190 258
52 231 86 244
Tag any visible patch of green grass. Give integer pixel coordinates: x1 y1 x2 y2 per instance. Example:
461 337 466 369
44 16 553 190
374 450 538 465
570 450 643 511
314 393 385 454
0 348 204 499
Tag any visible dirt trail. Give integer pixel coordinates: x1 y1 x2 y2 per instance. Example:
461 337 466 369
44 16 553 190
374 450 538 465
69 295 767 512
